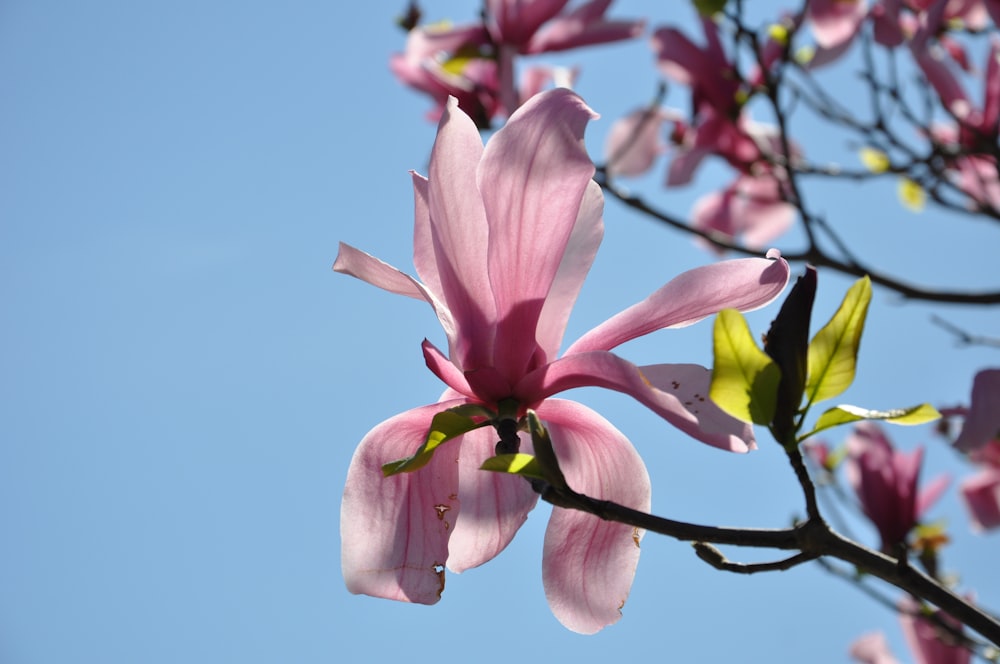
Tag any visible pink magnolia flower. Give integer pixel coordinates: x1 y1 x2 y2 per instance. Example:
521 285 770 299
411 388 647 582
945 369 1000 530
487 0 644 112
845 423 950 553
390 22 501 127
850 631 902 664
486 0 644 55
900 596 972 664
335 89 790 633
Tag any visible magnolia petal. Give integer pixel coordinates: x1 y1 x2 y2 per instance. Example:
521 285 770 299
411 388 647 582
515 352 755 452
806 0 866 50
528 0 644 54
916 473 951 520
487 0 568 47
341 401 466 604
953 369 1000 453
960 469 1000 531
333 242 459 351
849 631 901 664
446 426 540 572
565 255 790 355
333 242 425 301
537 399 650 634
534 179 604 362
425 98 497 371
479 88 598 382
604 107 672 178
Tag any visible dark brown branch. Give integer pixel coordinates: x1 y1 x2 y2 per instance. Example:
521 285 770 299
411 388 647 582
694 542 818 574
537 481 1000 646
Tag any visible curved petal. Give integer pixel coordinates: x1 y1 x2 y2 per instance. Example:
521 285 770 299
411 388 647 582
527 0 644 54
480 88 598 382
333 242 458 349
446 426 540 572
534 179 604 361
341 400 467 604
515 352 755 452
424 99 497 371
565 255 790 355
536 399 651 634
422 339 513 404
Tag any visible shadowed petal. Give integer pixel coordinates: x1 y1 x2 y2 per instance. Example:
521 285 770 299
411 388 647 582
565 255 790 354
515 352 755 451
534 180 604 362
480 88 598 382
447 426 540 572
425 99 497 371
341 401 466 604
527 0 644 54
537 399 650 634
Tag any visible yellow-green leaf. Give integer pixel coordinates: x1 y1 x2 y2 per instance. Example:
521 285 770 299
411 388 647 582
898 177 926 212
859 147 890 173
805 403 941 438
382 408 488 476
709 309 781 425
480 453 546 481
805 276 871 405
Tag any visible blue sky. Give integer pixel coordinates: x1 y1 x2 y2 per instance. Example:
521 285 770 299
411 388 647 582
2 2 998 662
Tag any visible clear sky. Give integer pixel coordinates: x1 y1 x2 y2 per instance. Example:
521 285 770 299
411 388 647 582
2 2 998 663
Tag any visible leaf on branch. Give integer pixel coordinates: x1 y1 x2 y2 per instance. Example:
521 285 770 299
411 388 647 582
805 276 872 406
382 406 490 476
710 308 780 425
859 147 890 173
480 453 547 481
898 177 926 212
805 403 941 438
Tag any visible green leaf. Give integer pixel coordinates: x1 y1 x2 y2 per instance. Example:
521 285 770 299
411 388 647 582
805 276 872 405
805 403 941 438
480 453 547 481
710 309 781 425
382 407 489 476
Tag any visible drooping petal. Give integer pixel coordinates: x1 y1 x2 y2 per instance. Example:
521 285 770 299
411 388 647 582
341 400 466 604
480 88 598 382
424 99 497 372
953 368 1000 452
422 339 513 404
536 399 651 634
515 352 755 452
534 179 604 362
446 426 540 572
565 255 790 355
